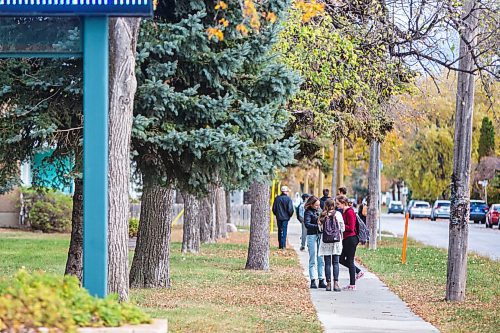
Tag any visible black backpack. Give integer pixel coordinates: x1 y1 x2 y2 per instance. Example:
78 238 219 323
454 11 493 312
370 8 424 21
355 213 370 245
322 214 341 243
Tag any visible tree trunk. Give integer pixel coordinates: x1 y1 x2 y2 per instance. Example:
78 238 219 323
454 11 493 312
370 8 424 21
129 179 174 288
200 189 217 244
107 17 141 301
446 0 477 302
65 178 84 282
304 170 310 194
337 138 345 188
226 190 232 226
215 186 227 239
367 140 380 250
317 147 324 197
331 143 338 195
245 181 271 270
182 193 201 253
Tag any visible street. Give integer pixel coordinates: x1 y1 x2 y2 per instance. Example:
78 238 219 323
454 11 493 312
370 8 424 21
380 213 500 261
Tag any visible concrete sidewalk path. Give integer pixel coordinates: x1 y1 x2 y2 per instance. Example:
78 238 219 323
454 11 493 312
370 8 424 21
287 221 439 333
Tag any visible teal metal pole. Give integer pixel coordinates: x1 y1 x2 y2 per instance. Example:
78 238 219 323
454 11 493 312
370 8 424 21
83 16 109 298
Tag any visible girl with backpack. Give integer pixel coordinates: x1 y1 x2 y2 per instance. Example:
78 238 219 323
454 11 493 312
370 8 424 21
318 198 345 292
304 196 326 289
336 195 364 290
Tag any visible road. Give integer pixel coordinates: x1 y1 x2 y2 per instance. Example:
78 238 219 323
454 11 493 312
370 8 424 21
379 213 500 261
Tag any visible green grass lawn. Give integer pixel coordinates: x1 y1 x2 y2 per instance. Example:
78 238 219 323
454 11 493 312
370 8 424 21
357 237 499 333
0 231 69 276
0 229 321 333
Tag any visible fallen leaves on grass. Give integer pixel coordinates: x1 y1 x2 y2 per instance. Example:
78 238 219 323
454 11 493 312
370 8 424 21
132 232 321 332
357 238 500 333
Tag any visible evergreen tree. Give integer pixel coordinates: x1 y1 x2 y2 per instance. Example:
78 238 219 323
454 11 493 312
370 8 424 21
130 0 300 286
478 116 495 161
0 58 84 280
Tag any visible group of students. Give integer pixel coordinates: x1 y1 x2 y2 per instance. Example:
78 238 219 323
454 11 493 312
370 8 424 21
297 188 364 291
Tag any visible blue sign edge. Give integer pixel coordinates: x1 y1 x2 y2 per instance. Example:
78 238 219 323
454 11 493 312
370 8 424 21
0 4 153 16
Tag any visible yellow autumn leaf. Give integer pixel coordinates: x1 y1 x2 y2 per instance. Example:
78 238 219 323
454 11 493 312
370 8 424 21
207 27 224 41
266 12 278 24
236 24 249 36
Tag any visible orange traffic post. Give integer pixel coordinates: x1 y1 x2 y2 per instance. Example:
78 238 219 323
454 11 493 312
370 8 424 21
402 212 409 264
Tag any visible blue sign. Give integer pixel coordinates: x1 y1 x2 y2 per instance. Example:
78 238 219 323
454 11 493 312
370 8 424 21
0 0 152 16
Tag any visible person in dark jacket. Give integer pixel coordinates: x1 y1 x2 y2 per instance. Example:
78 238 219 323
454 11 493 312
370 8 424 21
304 196 326 289
319 189 331 210
272 185 294 250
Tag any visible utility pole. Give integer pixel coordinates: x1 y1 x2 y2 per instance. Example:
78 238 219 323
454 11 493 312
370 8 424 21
368 140 380 250
447 0 477 302
331 143 338 195
317 147 325 197
378 146 382 242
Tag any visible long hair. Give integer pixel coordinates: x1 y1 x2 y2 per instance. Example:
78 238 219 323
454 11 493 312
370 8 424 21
320 198 336 223
304 196 319 210
335 195 351 207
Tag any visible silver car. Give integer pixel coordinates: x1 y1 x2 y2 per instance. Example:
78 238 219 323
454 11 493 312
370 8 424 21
431 200 451 221
409 201 432 219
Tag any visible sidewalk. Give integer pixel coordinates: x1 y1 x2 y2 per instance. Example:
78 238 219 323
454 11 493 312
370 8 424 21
287 221 439 333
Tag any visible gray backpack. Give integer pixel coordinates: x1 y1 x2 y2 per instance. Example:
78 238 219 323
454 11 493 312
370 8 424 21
355 213 370 245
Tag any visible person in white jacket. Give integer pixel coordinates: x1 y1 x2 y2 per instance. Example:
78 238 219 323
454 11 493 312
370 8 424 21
318 198 345 292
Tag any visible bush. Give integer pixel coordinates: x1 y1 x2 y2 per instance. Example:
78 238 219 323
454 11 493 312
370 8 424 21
0 270 150 332
129 218 139 238
21 188 73 233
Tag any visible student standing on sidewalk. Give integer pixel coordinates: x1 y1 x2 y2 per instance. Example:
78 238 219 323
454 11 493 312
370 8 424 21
304 196 326 289
337 187 347 196
336 195 363 290
318 198 345 292
272 185 294 250
319 189 331 210
296 193 310 251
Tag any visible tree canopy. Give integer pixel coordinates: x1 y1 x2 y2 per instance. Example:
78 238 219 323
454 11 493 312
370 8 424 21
132 0 300 194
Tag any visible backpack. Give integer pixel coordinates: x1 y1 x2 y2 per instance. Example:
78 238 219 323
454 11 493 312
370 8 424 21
322 213 341 243
355 213 370 245
297 203 306 223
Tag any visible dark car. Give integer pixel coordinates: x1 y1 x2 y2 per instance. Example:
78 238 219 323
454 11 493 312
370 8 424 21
431 200 451 221
388 201 404 214
470 200 489 224
485 204 500 228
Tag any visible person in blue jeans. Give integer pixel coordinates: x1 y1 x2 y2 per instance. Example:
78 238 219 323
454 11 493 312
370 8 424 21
304 196 326 289
272 185 294 249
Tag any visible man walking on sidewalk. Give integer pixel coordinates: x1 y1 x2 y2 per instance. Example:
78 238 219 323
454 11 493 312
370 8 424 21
272 185 294 250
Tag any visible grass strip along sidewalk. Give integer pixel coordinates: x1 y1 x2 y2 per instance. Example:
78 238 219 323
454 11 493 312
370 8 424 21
0 228 321 333
357 237 499 333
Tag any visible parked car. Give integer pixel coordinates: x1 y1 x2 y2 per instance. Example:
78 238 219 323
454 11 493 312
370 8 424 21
409 201 432 219
388 201 404 214
430 200 451 221
470 200 489 224
485 204 500 228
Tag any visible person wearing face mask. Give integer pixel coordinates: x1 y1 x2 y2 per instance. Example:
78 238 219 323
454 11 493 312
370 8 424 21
336 195 364 290
303 196 326 289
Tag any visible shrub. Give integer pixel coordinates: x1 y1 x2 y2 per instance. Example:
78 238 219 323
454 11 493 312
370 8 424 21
0 270 150 332
129 218 139 238
21 188 73 233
